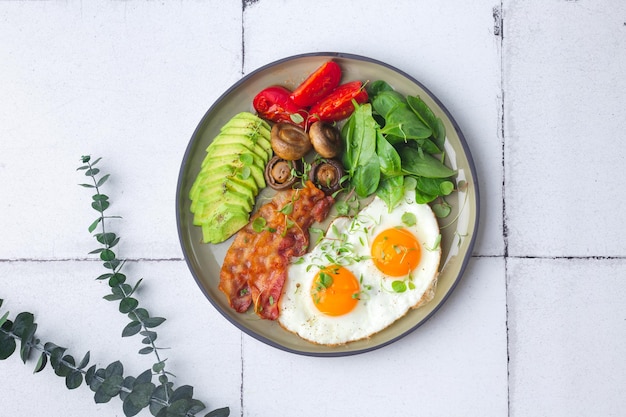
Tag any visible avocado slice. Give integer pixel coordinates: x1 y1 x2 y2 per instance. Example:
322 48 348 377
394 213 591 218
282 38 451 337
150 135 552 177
192 163 259 196
192 176 256 208
204 145 266 169
223 112 271 131
198 153 265 189
192 189 254 226
219 126 272 154
190 178 255 215
209 133 269 161
200 203 250 244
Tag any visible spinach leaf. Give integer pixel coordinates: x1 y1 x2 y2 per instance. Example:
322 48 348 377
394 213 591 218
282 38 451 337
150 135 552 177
376 130 402 177
367 80 394 99
371 90 405 119
379 103 432 141
416 177 455 197
342 102 380 197
407 95 446 150
353 158 380 198
376 175 404 212
400 146 456 178
414 185 438 204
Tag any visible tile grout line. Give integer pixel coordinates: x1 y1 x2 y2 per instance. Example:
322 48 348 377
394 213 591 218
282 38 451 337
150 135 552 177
494 2 512 416
2 254 626 263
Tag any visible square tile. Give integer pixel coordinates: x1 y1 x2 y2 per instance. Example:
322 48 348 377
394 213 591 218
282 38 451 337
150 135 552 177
0 1 242 260
243 0 504 256
503 1 626 257
241 257 507 417
508 258 626 416
0 260 241 417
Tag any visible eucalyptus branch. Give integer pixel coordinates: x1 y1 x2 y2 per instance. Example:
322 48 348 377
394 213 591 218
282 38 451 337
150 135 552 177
78 156 172 389
0 156 230 417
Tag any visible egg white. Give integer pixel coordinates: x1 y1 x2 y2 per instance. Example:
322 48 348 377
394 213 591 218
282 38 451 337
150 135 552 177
278 189 442 346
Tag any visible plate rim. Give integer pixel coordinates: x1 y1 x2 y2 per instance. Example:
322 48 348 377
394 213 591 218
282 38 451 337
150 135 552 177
175 51 481 357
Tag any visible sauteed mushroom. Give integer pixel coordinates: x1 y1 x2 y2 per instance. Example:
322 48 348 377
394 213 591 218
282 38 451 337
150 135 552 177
265 156 303 190
270 123 312 160
309 158 345 195
308 121 342 158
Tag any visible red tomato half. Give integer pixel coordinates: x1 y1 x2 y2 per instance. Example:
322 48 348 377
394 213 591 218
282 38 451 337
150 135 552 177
290 61 342 107
308 81 369 123
252 86 307 127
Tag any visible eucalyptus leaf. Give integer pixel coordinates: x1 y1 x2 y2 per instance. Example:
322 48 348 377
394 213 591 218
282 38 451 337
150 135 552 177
96 173 110 187
85 364 96 385
120 376 136 401
152 360 166 373
122 321 142 337
103 258 121 270
109 273 126 287
143 317 166 328
96 272 114 280
171 385 194 402
88 217 102 233
97 374 124 399
0 331 17 360
105 360 124 378
134 308 150 321
33 352 47 373
77 351 91 369
138 347 154 355
135 369 153 384
92 199 110 212
54 355 74 377
125 382 156 411
169 398 205 416
205 406 231 417
49 346 66 368
104 293 124 301
119 297 138 314
100 249 116 262
11 312 34 338
66 370 83 390
85 168 100 176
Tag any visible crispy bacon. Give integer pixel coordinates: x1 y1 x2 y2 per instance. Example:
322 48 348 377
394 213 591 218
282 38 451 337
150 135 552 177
219 181 334 320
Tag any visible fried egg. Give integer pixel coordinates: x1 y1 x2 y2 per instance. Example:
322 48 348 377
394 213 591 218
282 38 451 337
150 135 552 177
278 189 442 345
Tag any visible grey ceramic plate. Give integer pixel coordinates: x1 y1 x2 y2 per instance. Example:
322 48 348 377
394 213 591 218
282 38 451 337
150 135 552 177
176 52 479 357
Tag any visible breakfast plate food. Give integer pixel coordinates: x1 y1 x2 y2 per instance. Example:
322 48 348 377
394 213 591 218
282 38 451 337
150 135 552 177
176 52 479 356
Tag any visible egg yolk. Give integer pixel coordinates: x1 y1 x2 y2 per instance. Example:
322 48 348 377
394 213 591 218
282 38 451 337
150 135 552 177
371 228 421 277
310 265 360 316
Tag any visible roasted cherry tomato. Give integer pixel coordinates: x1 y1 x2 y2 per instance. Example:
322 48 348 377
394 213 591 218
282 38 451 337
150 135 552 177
252 86 307 127
290 61 342 107
308 81 369 123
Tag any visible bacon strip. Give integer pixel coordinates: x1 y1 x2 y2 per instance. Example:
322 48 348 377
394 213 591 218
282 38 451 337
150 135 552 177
219 181 334 320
